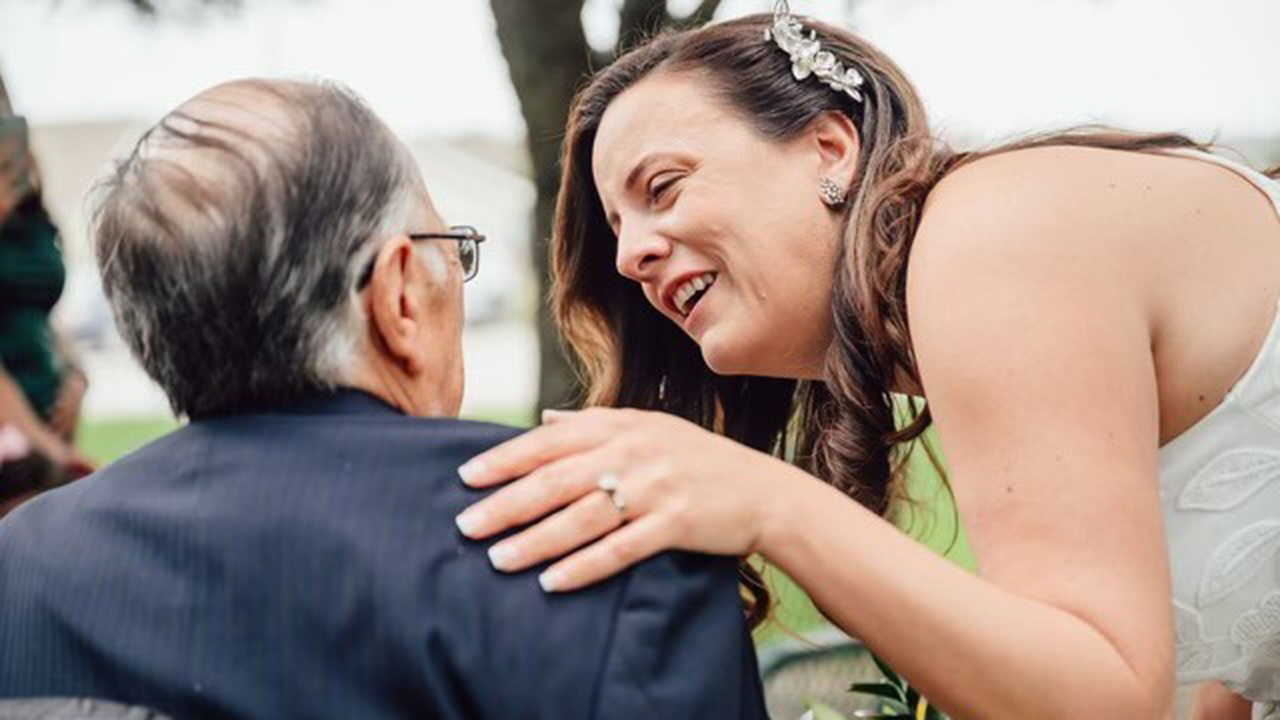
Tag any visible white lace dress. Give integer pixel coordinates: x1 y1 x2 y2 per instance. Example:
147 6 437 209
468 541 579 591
1158 152 1280 718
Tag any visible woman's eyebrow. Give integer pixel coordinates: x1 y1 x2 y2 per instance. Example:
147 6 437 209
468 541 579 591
623 151 689 193
623 154 661 194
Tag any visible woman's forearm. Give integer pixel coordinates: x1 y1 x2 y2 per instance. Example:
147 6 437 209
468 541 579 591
0 367 68 461
758 473 1172 720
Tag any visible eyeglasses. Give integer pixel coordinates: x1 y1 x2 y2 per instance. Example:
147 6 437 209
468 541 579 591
356 225 486 289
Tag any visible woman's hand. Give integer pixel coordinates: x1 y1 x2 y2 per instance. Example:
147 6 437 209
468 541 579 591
455 407 807 592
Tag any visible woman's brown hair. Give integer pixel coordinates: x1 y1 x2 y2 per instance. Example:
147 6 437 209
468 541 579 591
551 13 1219 626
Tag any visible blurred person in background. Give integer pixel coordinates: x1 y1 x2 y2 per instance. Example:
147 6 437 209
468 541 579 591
0 100 96 493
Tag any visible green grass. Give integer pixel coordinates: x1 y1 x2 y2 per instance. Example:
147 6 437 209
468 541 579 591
754 429 974 644
80 409 972 648
463 407 536 428
897 430 974 570
79 416 181 466
78 408 529 466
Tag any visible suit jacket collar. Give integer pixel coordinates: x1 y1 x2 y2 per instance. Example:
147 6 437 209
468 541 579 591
280 388 406 418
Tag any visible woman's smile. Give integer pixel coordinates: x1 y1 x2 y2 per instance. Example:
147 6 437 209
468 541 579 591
680 272 721 337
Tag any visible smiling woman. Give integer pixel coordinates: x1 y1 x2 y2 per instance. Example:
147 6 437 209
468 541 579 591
454 6 1280 720
590 67 846 380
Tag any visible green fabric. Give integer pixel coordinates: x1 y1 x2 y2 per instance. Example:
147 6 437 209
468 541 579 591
0 199 65 418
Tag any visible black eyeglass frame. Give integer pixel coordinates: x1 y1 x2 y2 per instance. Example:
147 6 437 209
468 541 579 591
356 225 486 290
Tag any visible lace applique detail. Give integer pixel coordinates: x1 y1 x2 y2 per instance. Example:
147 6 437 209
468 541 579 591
1198 521 1280 607
1180 449 1280 511
1174 601 1215 675
1232 593 1280 673
1233 592 1280 650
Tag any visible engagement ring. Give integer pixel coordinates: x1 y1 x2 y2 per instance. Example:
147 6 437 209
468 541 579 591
596 472 627 516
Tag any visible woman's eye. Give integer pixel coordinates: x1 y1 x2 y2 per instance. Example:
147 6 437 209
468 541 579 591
647 175 680 205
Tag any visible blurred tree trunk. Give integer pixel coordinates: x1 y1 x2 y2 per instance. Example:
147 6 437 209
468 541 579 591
489 0 593 412
490 0 722 412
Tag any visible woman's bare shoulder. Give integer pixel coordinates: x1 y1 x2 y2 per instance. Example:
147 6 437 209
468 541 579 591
913 148 1121 269
908 145 1170 303
903 145 1168 396
922 145 1146 230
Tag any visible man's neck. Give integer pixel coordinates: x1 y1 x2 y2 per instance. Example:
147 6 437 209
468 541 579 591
346 362 453 419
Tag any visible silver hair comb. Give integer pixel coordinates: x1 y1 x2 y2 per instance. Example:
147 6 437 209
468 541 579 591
764 0 865 102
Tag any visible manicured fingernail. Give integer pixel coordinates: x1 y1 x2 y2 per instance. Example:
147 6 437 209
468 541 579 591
541 409 571 423
458 460 487 486
455 509 484 537
538 569 564 593
488 543 518 570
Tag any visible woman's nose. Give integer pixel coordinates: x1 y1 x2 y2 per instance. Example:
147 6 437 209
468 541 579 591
615 224 672 282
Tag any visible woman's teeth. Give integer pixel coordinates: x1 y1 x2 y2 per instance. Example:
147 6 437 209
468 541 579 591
675 272 717 316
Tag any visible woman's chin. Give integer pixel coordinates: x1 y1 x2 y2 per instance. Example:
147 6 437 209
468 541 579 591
698 335 753 376
699 332 819 380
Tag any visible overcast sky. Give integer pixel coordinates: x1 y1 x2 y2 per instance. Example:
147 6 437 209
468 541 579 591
1 0 1278 144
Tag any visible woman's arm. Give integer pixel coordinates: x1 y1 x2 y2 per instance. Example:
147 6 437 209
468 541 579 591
47 330 88 440
762 466 1169 720
0 366 64 458
0 365 92 478
465 375 1172 720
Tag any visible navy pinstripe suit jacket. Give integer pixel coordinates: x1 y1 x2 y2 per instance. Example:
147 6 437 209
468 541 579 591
0 391 767 719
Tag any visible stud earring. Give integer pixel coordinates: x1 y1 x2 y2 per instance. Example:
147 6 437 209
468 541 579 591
819 177 847 207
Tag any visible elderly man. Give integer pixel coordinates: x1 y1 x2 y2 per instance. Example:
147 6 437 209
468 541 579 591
0 80 767 720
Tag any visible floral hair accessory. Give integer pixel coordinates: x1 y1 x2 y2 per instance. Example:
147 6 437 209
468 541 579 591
764 0 865 102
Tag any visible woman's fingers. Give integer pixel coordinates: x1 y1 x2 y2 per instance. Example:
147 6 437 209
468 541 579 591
485 489 623 573
459 412 609 488
456 454 598 539
537 514 668 593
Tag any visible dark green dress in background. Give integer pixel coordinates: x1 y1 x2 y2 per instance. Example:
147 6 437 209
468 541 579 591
0 196 66 418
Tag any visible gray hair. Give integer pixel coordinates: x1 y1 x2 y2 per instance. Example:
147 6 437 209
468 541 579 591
92 79 422 418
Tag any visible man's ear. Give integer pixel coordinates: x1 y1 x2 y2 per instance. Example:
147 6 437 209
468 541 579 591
810 110 861 188
366 236 428 376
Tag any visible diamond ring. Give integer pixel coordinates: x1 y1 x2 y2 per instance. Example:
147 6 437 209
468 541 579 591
596 472 627 516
